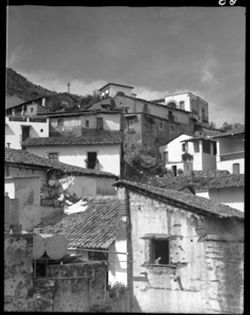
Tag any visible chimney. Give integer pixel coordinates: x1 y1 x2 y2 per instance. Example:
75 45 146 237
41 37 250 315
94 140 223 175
42 97 46 107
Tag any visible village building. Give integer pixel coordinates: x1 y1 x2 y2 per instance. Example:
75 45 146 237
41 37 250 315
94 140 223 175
152 91 209 125
207 174 244 212
22 129 123 176
114 179 244 314
160 133 217 175
212 127 245 174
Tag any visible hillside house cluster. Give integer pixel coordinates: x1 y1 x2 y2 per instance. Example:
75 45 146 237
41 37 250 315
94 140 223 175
5 81 244 312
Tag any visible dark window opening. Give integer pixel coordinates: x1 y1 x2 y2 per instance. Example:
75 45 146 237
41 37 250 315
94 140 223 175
150 239 169 265
182 143 186 152
48 152 59 161
97 117 103 130
233 163 240 175
87 152 97 169
179 101 185 110
22 126 30 142
167 102 176 109
89 251 108 261
213 142 217 155
30 107 34 113
163 151 168 163
86 120 89 128
202 140 211 154
172 165 177 176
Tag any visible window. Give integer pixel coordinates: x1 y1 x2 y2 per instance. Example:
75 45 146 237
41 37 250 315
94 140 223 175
48 152 59 161
159 122 163 130
202 140 211 154
163 151 168 163
182 143 186 152
150 239 169 265
30 107 34 113
89 251 108 261
96 117 103 130
193 141 199 153
40 129 43 133
85 120 89 128
87 152 97 169
172 165 177 176
22 126 30 142
233 163 240 175
57 119 64 127
179 101 185 110
213 142 217 155
170 125 174 133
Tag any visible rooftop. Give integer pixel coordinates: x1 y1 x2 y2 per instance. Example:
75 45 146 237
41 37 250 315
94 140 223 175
114 179 244 220
212 127 245 139
22 130 123 147
208 174 244 190
5 148 117 178
98 82 134 91
35 197 121 249
182 136 215 142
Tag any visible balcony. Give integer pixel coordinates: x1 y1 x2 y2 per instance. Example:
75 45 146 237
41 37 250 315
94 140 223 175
6 116 47 123
219 151 244 161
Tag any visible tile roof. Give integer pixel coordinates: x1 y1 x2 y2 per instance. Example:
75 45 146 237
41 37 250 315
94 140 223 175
114 179 244 220
182 136 215 142
22 131 123 147
35 197 121 249
5 148 117 178
208 174 245 189
98 82 134 91
212 127 245 139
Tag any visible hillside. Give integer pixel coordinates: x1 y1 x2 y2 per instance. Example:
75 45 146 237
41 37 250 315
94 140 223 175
6 68 100 111
6 68 57 101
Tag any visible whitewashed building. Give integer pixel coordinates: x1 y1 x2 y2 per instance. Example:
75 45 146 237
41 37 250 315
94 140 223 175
212 128 245 174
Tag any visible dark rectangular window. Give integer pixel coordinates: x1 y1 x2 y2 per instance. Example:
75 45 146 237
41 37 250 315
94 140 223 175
213 142 217 155
48 152 59 161
202 140 211 154
88 251 108 261
233 163 240 175
163 151 168 163
97 117 103 130
182 143 186 152
87 152 97 169
22 126 30 142
85 120 89 128
150 239 169 265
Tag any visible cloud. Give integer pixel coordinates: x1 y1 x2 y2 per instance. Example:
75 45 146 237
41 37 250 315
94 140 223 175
17 69 106 96
200 56 220 87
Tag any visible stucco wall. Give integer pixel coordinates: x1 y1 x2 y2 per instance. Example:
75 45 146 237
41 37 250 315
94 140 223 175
217 158 245 174
121 189 244 313
5 117 49 149
26 144 121 176
109 241 127 286
209 187 244 212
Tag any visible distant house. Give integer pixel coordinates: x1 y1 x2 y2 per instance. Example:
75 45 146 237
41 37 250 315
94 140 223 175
6 96 50 117
98 82 136 98
160 133 217 175
5 148 117 201
22 130 123 176
5 115 49 149
212 128 245 174
207 174 244 212
114 179 244 314
34 196 127 286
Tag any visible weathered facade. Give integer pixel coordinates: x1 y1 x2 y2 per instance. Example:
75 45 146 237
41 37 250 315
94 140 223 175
114 180 244 314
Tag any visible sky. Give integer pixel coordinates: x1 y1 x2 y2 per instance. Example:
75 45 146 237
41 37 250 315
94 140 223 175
6 6 245 127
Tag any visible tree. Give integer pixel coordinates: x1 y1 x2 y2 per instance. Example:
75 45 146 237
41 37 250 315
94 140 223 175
208 121 216 129
123 142 165 180
220 122 244 132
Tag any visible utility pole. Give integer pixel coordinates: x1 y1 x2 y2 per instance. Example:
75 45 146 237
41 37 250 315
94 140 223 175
67 82 71 94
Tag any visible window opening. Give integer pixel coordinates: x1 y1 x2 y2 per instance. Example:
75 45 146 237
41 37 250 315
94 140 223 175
87 152 97 169
150 239 169 265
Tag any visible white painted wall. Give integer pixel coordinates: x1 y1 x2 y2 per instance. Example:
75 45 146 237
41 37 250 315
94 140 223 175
217 158 245 174
101 85 133 98
209 187 244 212
164 93 192 111
26 144 121 176
5 117 49 149
108 240 127 286
196 191 209 199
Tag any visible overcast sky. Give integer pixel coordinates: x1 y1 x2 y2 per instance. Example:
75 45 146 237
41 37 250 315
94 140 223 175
6 6 245 127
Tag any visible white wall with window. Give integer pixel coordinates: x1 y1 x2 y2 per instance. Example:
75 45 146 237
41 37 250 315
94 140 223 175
26 144 121 176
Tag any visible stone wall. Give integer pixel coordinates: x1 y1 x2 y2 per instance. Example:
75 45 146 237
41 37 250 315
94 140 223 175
118 188 244 313
5 232 109 312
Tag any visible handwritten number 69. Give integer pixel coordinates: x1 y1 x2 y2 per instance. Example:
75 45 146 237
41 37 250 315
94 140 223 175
219 0 237 5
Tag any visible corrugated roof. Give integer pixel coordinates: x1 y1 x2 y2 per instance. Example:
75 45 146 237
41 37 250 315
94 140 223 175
208 174 244 189
22 131 123 147
35 197 121 249
114 179 244 220
5 148 117 178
